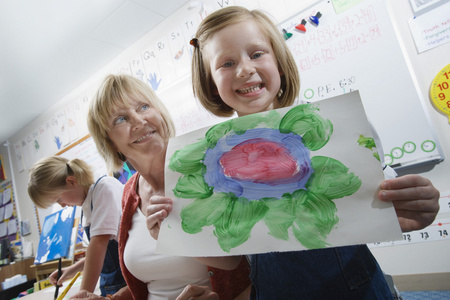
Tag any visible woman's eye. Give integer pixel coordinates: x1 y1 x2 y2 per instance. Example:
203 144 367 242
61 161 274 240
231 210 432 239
140 104 150 111
113 116 126 125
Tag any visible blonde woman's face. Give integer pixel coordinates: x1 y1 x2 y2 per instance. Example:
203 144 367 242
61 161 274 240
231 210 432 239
106 96 167 165
204 20 282 117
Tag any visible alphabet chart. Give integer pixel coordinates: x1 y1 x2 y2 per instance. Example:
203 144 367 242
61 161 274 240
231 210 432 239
280 0 444 170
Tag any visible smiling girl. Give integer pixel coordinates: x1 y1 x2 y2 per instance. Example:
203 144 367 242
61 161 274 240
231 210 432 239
187 6 440 299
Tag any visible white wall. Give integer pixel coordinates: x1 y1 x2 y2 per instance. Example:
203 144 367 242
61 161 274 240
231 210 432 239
369 0 450 276
1 0 449 277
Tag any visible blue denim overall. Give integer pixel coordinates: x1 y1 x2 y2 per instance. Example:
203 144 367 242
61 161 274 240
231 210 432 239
249 245 393 300
83 176 126 296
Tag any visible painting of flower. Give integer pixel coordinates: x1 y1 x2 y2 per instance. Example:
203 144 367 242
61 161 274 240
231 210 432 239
169 103 363 252
157 93 402 256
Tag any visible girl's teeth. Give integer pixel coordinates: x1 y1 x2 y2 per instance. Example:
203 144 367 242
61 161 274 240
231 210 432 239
238 84 261 93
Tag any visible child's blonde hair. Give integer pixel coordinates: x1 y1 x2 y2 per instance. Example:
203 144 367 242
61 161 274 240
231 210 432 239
28 156 94 208
88 74 176 173
191 6 300 117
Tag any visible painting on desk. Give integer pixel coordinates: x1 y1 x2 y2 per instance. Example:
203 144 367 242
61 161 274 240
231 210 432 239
34 207 75 264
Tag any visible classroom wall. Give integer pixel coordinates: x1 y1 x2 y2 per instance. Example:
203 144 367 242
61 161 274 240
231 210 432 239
1 0 449 278
368 0 450 276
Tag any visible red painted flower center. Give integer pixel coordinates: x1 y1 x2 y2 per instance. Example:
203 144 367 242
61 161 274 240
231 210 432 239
219 139 299 184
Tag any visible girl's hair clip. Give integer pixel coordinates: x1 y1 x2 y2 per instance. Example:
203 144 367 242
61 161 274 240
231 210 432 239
190 38 199 48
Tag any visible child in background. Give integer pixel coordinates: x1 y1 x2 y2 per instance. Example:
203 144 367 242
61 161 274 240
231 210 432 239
187 6 440 299
28 156 126 297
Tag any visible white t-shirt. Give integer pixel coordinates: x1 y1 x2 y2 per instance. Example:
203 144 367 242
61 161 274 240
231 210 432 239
82 176 124 241
124 207 210 300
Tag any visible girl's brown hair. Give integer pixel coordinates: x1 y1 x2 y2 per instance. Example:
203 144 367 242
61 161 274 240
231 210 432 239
191 6 300 117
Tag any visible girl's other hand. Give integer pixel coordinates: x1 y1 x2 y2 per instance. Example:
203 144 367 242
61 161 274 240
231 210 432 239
176 284 219 300
69 289 105 299
379 174 440 232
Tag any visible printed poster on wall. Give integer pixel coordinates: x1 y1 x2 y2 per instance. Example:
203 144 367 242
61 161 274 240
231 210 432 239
13 142 25 173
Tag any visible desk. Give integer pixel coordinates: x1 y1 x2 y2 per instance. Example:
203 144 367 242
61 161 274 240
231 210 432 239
22 275 100 300
0 257 35 286
30 259 73 281
0 280 35 300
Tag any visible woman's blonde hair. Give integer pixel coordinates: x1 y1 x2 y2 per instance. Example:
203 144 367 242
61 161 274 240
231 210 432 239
88 74 176 173
28 156 94 208
191 6 300 117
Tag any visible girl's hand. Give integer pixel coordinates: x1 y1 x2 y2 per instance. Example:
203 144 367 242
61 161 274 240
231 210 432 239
49 266 72 286
145 195 173 239
176 284 219 300
378 174 440 232
69 290 105 299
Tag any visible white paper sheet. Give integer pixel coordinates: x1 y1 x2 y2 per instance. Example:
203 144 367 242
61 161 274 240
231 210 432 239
408 1 450 53
0 222 7 237
7 219 17 235
156 92 402 256
3 203 14 220
2 188 11 205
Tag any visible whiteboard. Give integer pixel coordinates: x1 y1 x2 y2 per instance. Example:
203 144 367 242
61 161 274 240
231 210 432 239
280 0 444 169
57 135 108 180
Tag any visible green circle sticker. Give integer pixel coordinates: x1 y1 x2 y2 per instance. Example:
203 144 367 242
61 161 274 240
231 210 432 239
403 141 416 153
304 89 314 99
391 147 404 159
421 140 436 152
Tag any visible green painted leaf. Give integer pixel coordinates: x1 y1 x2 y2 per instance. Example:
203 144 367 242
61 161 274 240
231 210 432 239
173 174 213 199
292 190 338 249
307 156 362 199
169 139 208 174
263 195 295 240
181 193 232 234
279 104 333 151
213 198 268 252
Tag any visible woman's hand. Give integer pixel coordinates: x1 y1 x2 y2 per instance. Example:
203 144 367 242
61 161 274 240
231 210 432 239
69 290 105 299
378 174 440 232
176 284 219 300
146 195 173 239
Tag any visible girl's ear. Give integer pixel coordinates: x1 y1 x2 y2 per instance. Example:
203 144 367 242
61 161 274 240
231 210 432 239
66 176 78 187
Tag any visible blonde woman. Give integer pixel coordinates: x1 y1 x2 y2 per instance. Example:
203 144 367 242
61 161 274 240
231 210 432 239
74 74 250 300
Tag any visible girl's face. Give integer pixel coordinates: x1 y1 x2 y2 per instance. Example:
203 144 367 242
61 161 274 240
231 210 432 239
107 96 168 166
52 177 86 207
204 20 282 117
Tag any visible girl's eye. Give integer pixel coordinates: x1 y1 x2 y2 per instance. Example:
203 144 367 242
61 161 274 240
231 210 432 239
251 52 263 59
221 61 234 68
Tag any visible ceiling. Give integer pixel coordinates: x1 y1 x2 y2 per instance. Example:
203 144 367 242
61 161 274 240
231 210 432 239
0 0 190 146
